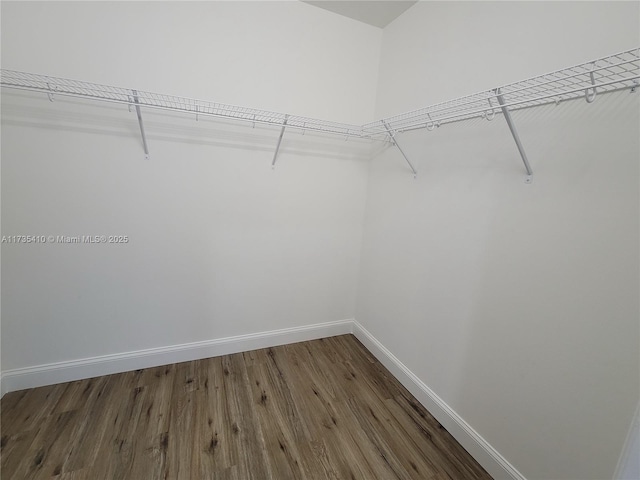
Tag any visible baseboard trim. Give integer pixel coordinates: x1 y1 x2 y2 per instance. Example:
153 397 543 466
352 319 526 480
1 317 525 480
0 319 353 397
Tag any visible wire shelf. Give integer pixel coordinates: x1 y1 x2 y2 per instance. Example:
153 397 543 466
0 69 372 139
364 47 639 136
1 47 638 144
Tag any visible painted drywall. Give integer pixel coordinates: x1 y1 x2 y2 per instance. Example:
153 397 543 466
357 2 639 480
2 1 639 478
1 1 381 370
0 1 380 124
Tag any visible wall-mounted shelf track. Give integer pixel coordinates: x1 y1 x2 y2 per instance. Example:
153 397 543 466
1 47 638 180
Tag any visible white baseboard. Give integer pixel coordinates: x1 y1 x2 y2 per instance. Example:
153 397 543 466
1 317 524 480
0 319 353 397
351 319 526 480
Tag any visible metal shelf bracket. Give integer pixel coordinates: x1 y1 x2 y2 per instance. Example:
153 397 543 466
382 121 417 178
495 88 533 184
46 82 54 102
271 114 289 168
132 90 150 160
585 66 597 103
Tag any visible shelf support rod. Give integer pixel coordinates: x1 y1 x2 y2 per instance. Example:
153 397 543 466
495 88 532 184
382 121 417 178
132 90 150 160
271 114 289 168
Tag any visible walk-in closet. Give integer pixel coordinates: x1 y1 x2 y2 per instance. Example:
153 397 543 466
1 2 638 479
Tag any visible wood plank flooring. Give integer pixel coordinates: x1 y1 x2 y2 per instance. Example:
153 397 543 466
1 334 493 480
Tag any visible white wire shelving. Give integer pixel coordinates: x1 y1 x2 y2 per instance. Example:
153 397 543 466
365 47 639 135
1 47 638 178
369 47 639 181
0 70 370 139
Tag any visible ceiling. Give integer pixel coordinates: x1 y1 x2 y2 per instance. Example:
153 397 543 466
302 1 417 29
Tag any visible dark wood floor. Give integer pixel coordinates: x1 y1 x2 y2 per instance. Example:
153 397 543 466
1 334 492 480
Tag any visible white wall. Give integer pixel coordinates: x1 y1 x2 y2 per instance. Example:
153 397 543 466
1 1 380 124
357 2 639 480
2 1 639 479
1 1 381 370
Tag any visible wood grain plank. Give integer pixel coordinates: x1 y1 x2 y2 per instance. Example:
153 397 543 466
388 393 492 480
21 410 79 480
55 374 113 474
127 365 174 480
88 372 148 480
2 384 65 435
164 361 197 479
222 353 272 480
1 335 492 480
193 357 236 477
1 430 38 480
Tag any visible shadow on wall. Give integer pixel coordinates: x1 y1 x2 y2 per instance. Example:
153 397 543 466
449 91 640 480
1 85 372 370
0 90 374 163
355 89 639 480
